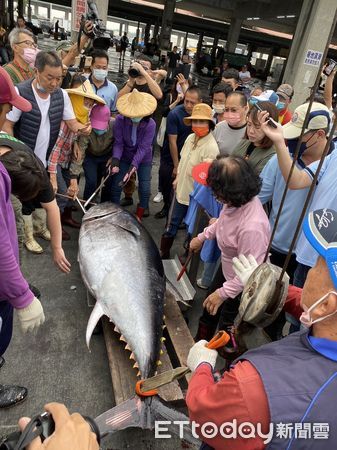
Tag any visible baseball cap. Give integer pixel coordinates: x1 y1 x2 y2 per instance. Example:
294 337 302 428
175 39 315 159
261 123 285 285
303 208 337 289
90 104 110 130
0 67 32 112
282 102 331 140
192 161 212 186
276 84 294 101
251 89 279 105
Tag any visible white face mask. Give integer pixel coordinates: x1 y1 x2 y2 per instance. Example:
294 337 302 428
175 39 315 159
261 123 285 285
300 291 337 328
212 103 225 114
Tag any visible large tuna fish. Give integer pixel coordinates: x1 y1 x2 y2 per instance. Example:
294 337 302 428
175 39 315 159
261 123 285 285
78 203 165 379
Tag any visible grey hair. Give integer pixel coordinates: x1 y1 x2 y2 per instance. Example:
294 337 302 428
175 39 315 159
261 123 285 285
8 27 35 48
35 50 62 71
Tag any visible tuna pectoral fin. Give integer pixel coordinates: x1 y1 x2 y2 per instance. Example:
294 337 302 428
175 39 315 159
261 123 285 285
86 302 104 349
95 396 200 446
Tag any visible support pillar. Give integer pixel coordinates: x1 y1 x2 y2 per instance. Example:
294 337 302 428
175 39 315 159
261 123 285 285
95 0 108 27
153 20 160 41
27 0 32 21
144 22 151 46
196 31 204 59
225 17 243 53
17 0 24 17
159 0 176 50
283 0 337 108
8 0 14 27
183 31 188 53
136 21 140 42
264 47 276 77
211 35 219 60
119 22 123 37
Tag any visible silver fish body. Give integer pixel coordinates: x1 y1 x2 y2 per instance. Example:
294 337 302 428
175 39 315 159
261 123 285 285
79 203 165 379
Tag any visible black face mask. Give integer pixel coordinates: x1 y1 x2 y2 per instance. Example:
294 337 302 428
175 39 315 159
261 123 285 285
287 132 318 162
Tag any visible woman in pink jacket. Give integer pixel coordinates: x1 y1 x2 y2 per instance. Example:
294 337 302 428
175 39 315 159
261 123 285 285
190 155 270 340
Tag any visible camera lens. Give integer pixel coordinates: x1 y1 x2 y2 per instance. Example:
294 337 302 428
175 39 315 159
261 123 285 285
128 68 140 78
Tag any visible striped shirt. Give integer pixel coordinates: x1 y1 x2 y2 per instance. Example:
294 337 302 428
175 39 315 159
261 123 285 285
4 60 34 85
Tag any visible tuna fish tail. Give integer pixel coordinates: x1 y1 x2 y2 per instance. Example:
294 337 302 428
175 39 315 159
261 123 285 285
86 301 105 350
94 395 200 446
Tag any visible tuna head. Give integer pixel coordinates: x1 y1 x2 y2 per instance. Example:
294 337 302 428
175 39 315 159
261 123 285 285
79 203 166 379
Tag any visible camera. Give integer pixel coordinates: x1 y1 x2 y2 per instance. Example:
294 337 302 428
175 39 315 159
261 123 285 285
81 0 111 52
128 67 140 78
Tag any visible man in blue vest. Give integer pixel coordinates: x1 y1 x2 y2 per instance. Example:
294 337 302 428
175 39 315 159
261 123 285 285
3 50 90 255
186 208 337 449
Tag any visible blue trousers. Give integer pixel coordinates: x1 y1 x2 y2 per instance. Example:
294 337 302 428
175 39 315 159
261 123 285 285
164 199 188 238
83 153 112 202
111 161 152 209
0 302 14 356
56 165 71 213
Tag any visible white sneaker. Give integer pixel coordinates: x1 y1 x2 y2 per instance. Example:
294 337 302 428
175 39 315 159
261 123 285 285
197 278 209 290
153 192 163 203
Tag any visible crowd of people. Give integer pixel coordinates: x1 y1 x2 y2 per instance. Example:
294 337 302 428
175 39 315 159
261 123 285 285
1 21 337 450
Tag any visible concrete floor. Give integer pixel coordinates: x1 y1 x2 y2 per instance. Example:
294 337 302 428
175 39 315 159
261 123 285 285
0 40 206 449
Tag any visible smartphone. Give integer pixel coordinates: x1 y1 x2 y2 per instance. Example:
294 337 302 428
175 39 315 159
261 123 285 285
323 59 337 76
254 103 277 128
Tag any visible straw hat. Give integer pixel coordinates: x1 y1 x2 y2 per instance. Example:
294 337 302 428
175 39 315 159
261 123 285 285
116 89 157 118
183 103 214 125
66 80 106 105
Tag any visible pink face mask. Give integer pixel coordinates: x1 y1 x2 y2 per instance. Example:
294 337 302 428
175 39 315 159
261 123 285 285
224 111 242 127
300 290 337 328
22 47 39 67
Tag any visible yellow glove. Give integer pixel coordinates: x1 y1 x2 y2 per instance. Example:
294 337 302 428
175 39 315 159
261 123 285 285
18 403 99 450
16 297 45 333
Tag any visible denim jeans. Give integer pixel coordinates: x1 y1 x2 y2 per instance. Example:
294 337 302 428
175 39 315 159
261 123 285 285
164 199 188 238
111 161 152 209
293 262 311 288
83 153 112 202
200 260 219 287
56 165 71 213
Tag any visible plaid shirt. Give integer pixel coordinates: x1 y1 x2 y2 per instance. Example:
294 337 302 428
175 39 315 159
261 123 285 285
48 121 76 174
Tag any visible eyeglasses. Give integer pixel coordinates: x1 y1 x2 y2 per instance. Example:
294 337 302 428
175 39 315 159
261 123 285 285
16 40 37 49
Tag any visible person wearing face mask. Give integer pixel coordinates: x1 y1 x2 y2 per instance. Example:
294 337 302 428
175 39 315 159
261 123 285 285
160 104 219 258
89 49 118 115
211 82 233 124
190 156 270 340
257 102 332 283
70 104 114 205
48 79 105 240
4 28 39 85
276 83 294 125
3 50 90 255
213 91 249 155
258 102 337 289
186 208 337 450
232 101 278 174
110 89 157 221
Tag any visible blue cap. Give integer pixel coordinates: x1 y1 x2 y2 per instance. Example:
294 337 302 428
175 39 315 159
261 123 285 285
303 208 337 289
251 89 279 105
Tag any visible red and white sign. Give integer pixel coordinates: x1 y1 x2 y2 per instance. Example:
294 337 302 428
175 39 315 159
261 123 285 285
72 0 87 32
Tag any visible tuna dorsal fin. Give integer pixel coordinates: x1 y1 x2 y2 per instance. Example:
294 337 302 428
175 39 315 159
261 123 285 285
86 302 104 350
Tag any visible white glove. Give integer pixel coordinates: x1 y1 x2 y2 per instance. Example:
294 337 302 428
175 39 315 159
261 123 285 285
16 297 45 333
232 254 259 286
187 340 218 372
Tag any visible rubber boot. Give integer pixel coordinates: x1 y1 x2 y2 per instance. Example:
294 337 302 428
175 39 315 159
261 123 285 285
135 205 145 222
0 384 28 408
23 214 43 254
160 235 174 259
32 209 51 241
194 319 217 342
61 206 81 229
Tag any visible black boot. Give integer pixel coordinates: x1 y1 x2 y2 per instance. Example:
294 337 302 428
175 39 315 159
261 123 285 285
0 384 28 408
120 196 133 207
160 235 174 259
155 207 168 219
194 319 217 342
